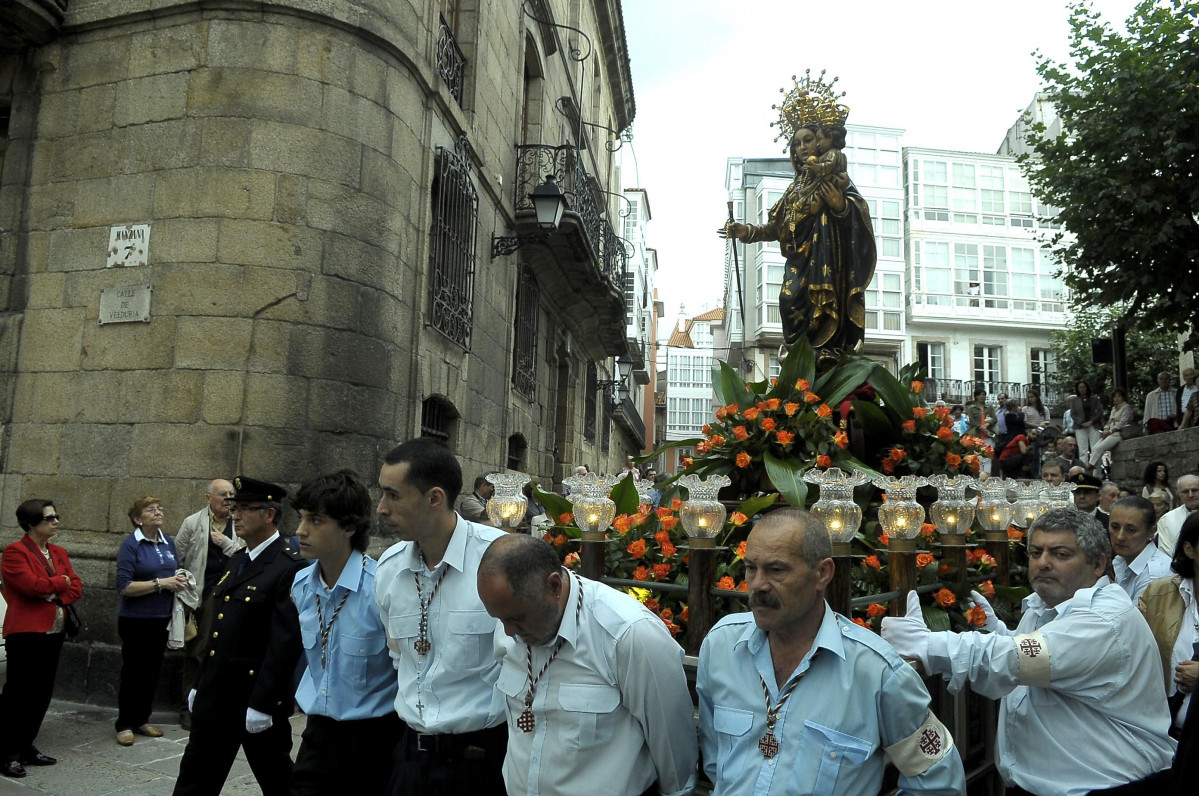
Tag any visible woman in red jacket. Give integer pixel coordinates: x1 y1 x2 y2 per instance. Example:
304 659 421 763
0 499 83 779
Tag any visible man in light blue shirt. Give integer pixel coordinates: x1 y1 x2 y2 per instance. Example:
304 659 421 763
290 470 399 796
1109 495 1173 602
698 508 965 795
884 506 1176 796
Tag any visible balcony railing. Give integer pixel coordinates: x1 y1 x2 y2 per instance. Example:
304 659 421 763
435 14 466 106
613 395 646 449
922 380 1065 413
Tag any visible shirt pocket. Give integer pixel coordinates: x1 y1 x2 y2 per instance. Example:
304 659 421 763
711 705 755 782
556 682 621 750
796 721 872 795
496 663 526 708
386 613 420 656
340 632 386 686
445 609 496 670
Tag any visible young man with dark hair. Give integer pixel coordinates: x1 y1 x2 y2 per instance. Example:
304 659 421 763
289 470 399 796
374 439 507 796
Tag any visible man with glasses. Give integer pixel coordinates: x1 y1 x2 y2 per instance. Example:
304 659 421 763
1157 474 1199 557
174 478 243 729
173 477 305 796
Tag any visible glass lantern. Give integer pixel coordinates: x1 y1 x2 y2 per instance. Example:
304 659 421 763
1042 482 1075 510
927 474 977 544
976 478 1015 544
677 474 731 548
485 472 531 530
1011 481 1047 529
872 475 928 552
568 473 620 541
803 468 872 555
632 477 655 509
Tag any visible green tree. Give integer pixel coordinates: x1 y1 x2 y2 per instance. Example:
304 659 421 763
1022 0 1199 349
1049 305 1178 408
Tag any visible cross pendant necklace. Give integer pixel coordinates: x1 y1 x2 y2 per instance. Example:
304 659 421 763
758 674 802 759
518 570 583 733
413 559 448 656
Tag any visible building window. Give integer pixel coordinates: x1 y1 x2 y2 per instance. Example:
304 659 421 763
429 136 478 348
954 243 980 306
769 355 781 380
624 271 636 315
436 2 467 105
1009 191 1033 215
512 265 539 400
584 364 597 443
421 396 459 446
667 397 712 434
601 391 612 454
506 434 527 472
982 245 1008 308
973 345 1003 387
917 342 945 381
668 353 713 389
1030 348 1056 387
865 273 902 332
980 164 1005 190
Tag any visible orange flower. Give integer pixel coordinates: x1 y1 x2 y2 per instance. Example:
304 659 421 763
735 540 747 559
863 554 881 570
632 566 649 581
665 621 681 637
660 607 673 621
834 430 848 448
557 512 574 525
965 605 987 627
660 516 680 531
709 434 726 447
714 406 727 421
696 441 711 454
735 451 752 468
966 454 981 473
743 406 761 421
817 454 831 468
934 588 957 608
613 515 632 534
867 603 887 618
552 534 566 547
979 580 996 598
804 391 821 404
654 529 671 546
717 576 736 591
725 403 739 417
733 426 749 441
878 532 890 547
939 563 951 575
681 456 694 467
655 506 673 520
936 427 953 441
912 406 928 419
660 541 677 558
921 523 937 538
765 398 781 410
796 378 811 391
890 448 907 462
776 430 796 445
816 403 832 418
882 458 896 474
978 553 997 568
1007 526 1024 541
653 563 671 580
737 581 748 592
564 552 580 567
916 553 935 568
671 497 684 511
784 402 800 416
902 420 917 433
945 452 962 469
702 424 712 435
853 617 871 629
730 511 749 527
934 406 951 420
910 380 924 393
680 606 689 623
627 539 647 559
644 597 660 612
760 417 777 431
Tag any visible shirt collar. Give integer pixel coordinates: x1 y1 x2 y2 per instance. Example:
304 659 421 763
1023 575 1112 618
246 531 280 561
398 515 470 575
552 571 583 648
737 602 847 663
307 552 366 593
1125 543 1162 575
133 527 161 543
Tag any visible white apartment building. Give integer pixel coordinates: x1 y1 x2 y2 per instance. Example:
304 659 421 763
661 308 723 473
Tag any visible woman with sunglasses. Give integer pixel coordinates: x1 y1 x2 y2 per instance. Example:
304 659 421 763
114 496 188 746
0 499 83 778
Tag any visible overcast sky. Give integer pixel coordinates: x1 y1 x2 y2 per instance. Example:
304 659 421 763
619 0 1141 334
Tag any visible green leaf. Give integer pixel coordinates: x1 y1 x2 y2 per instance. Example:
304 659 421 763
716 359 754 410
867 366 915 418
814 355 877 406
609 475 640 517
736 493 779 519
921 605 952 632
535 488 573 521
850 400 898 441
763 451 808 507
834 451 882 480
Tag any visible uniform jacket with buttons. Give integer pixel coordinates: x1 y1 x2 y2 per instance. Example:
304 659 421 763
191 535 305 720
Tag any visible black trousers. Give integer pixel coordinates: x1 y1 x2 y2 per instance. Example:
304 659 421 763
116 615 169 731
173 712 294 796
0 631 65 762
181 594 216 702
291 713 402 796
386 724 507 796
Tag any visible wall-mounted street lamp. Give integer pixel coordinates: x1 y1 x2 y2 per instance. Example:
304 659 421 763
491 174 567 258
596 356 634 403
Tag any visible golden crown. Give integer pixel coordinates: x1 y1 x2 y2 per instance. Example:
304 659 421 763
770 69 849 147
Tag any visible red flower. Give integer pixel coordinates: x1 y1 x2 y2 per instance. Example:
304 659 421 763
552 534 566 547
863 555 881 569
733 426 749 441
965 605 987 627
735 451 752 468
817 454 831 468
644 597 660 612
557 512 574 525
627 539 647 559
681 456 694 467
680 606 689 623
714 406 727 421
717 576 736 591
902 420 917 433
920 523 937 538
709 434 726 447
936 427 953 441
613 515 632 534
730 511 749 527
934 588 957 608
702 424 712 435
945 452 962 469
696 441 711 454
737 581 748 592
654 529 671 546
776 430 796 445
878 532 891 547
660 516 680 531
671 497 684 511
632 566 649 581
979 580 996 598
934 406 951 420
912 406 928 419
655 506 673 520
760 417 777 431
882 459 896 474
652 563 671 580
743 406 761 421
890 448 907 462
796 378 811 391
867 603 887 618
916 553 935 568
784 402 800 416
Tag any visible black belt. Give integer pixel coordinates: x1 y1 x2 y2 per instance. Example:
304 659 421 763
401 725 501 760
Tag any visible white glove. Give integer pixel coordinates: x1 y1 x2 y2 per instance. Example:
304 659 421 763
969 590 1010 635
245 707 273 734
188 688 196 713
880 591 931 669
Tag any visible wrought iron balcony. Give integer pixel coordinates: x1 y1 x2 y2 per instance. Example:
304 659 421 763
435 14 466 106
1 0 66 53
509 144 629 359
613 395 646 450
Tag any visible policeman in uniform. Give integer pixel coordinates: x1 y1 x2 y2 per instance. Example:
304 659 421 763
173 477 305 796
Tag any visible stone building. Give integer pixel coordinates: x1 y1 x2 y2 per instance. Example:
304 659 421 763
0 0 638 700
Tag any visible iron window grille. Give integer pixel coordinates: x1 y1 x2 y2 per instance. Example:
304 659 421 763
584 364 597 443
420 396 457 446
436 13 466 105
430 135 478 349
512 265 540 400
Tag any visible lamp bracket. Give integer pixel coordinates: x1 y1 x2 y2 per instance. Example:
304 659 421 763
491 234 550 259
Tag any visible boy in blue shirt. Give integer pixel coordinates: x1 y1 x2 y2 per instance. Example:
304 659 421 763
290 470 400 795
